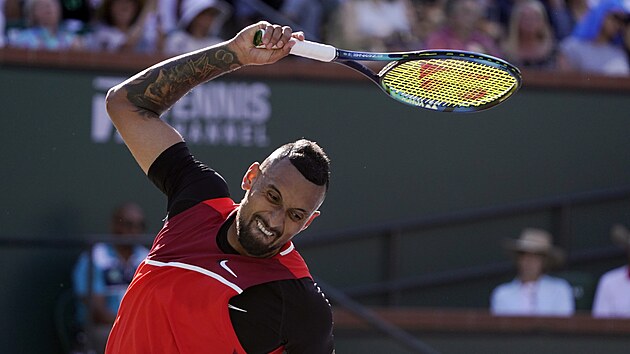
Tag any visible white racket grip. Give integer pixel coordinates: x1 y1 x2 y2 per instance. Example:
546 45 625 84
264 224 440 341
289 39 337 62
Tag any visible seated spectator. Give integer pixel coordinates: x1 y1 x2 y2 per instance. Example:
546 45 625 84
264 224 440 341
409 0 447 48
327 0 418 51
72 202 150 354
566 0 591 30
557 0 630 76
537 0 594 41
592 224 630 318
164 0 231 55
7 0 85 50
491 0 575 40
0 0 6 47
59 0 94 33
491 228 575 316
233 0 326 40
277 0 325 40
88 0 161 53
156 0 180 37
425 0 502 56
501 0 557 70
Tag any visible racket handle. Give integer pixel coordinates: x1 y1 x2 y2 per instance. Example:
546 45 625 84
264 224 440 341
289 40 337 62
253 29 337 62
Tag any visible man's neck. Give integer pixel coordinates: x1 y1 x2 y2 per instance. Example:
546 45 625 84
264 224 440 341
115 245 133 261
226 220 246 255
216 212 240 255
519 275 541 284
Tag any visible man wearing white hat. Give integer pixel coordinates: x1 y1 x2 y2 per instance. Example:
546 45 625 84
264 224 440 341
490 228 575 316
592 224 630 318
164 0 232 55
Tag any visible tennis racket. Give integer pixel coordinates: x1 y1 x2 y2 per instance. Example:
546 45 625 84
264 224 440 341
254 30 522 113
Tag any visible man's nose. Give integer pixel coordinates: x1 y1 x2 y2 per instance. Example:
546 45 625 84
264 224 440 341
267 207 285 232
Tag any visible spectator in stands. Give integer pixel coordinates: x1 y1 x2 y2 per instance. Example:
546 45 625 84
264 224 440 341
490 0 575 40
564 0 591 35
7 0 85 50
164 0 231 55
557 0 630 76
328 0 418 51
88 0 161 53
72 202 150 353
501 0 557 69
59 0 94 33
233 0 327 40
543 0 575 39
0 0 6 47
278 0 325 40
156 0 180 37
491 228 575 316
4 0 25 28
544 0 592 41
592 223 630 318
425 0 502 56
409 0 447 48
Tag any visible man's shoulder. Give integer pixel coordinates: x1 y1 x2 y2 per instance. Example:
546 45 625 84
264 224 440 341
493 279 518 293
600 266 629 283
279 277 332 325
166 197 237 224
272 243 311 279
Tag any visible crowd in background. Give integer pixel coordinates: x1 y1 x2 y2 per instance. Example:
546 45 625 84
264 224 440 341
490 226 630 319
1 0 630 76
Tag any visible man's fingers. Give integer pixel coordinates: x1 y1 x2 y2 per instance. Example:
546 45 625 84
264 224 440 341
259 24 294 49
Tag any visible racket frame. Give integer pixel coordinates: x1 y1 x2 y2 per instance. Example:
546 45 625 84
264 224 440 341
253 30 522 112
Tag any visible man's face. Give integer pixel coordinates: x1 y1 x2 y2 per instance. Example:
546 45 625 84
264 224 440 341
602 12 628 40
235 158 326 258
33 0 61 27
516 251 545 282
112 205 146 235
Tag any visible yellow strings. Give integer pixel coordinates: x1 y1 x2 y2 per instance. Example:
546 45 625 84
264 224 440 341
382 59 518 107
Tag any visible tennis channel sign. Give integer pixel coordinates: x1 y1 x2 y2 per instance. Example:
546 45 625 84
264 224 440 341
91 76 272 147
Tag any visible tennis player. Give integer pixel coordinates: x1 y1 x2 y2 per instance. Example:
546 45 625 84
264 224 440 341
104 21 334 353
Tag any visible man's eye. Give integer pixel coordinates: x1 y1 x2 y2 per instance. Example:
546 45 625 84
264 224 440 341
267 191 279 202
291 212 304 221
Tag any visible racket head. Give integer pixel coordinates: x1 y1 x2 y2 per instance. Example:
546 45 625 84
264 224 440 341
377 50 522 112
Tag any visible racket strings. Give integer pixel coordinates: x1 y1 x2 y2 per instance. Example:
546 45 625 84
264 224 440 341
381 59 518 108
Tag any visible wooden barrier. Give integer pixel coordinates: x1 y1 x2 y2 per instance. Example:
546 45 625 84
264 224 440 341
334 307 630 335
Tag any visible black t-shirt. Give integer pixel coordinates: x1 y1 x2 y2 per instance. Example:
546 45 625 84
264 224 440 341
147 142 334 353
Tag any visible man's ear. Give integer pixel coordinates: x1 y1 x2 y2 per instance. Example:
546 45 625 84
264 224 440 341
301 211 321 231
241 162 260 191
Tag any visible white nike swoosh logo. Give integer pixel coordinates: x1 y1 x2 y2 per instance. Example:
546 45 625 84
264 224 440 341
228 304 248 313
219 259 237 278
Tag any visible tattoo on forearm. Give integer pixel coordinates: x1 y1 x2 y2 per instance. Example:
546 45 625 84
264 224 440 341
125 46 241 117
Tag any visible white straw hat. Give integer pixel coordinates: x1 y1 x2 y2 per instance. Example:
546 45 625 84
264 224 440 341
503 228 566 266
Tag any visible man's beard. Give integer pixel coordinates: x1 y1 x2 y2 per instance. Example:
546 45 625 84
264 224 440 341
236 214 280 258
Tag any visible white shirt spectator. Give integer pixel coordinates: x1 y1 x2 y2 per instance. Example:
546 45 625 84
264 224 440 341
0 0 5 47
164 0 230 55
491 275 575 316
592 266 630 318
560 37 630 76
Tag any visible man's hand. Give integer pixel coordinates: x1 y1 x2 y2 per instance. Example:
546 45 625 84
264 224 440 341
228 21 305 66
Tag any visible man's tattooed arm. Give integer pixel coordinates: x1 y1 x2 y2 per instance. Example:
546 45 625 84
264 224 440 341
104 22 295 173
124 45 241 118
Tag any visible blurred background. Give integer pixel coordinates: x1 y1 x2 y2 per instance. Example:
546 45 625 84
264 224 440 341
1 0 630 353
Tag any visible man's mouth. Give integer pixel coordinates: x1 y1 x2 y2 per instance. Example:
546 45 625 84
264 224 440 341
256 218 275 238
